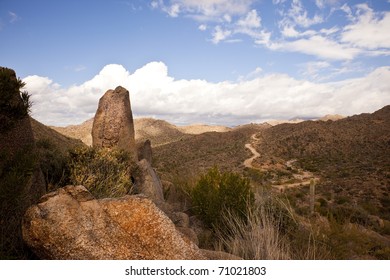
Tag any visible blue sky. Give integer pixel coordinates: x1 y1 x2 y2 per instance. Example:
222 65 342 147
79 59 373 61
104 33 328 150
1 0 389 126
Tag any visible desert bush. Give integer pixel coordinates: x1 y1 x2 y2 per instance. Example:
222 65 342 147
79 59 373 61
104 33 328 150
68 147 137 198
191 166 254 232
323 220 389 259
36 138 69 190
216 198 291 260
0 145 37 259
0 68 32 132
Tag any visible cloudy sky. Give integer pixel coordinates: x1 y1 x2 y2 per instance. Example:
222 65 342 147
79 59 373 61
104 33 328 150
1 0 389 126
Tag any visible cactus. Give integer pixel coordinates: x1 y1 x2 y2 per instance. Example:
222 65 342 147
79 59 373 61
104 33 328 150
310 179 316 214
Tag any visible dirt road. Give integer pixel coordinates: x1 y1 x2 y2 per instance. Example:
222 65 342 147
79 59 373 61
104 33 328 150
243 133 319 191
244 143 260 168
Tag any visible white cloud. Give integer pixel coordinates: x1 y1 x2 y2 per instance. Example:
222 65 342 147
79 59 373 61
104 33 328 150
301 60 331 79
315 0 324 9
272 2 390 60
211 26 232 44
237 9 261 29
319 26 339 35
285 0 323 28
153 0 267 45
341 4 390 49
340 3 353 20
223 14 232 23
24 62 390 127
167 3 180 17
198 24 207 31
281 25 299 37
270 35 361 60
155 0 254 20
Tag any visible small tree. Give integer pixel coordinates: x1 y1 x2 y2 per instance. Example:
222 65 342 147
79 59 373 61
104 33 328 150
191 167 254 232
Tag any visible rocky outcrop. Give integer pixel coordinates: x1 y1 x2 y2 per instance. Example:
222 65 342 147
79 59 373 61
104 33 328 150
138 139 152 163
92 86 137 160
134 159 165 207
22 185 205 260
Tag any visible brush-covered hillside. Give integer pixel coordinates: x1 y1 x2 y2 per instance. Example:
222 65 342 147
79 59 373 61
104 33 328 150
153 124 269 180
150 106 390 259
254 106 390 220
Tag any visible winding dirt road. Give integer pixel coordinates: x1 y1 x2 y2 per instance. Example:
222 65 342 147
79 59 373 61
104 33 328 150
243 143 260 168
244 133 319 191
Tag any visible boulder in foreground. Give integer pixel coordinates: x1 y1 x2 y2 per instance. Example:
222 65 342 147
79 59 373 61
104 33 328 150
22 185 205 260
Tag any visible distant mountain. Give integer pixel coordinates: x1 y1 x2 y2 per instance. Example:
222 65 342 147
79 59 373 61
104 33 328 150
177 123 231 134
318 114 345 121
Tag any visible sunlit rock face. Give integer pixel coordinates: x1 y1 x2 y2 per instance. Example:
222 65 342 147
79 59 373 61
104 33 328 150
92 86 137 161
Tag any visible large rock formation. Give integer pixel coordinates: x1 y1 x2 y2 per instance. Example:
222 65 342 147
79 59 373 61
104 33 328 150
22 185 205 260
92 86 137 160
0 67 46 258
134 159 165 207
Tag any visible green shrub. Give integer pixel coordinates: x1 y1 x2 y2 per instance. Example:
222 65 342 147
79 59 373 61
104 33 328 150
36 138 69 190
191 167 254 232
0 145 38 259
68 147 137 198
0 68 32 132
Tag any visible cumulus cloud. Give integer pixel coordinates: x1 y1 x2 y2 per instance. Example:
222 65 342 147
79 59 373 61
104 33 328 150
24 62 390 127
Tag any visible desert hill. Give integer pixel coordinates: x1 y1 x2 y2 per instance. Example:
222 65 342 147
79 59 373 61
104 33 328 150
134 118 187 147
50 118 93 147
30 118 85 153
153 123 270 181
50 117 232 147
253 105 390 225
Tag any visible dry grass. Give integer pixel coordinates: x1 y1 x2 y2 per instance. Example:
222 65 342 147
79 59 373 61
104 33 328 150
215 196 291 260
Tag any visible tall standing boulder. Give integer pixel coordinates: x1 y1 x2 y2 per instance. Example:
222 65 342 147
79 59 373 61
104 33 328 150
92 86 137 160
